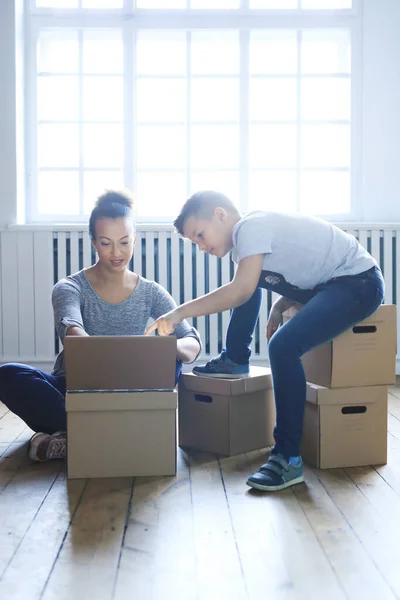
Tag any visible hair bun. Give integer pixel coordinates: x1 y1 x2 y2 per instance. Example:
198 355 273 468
95 189 134 211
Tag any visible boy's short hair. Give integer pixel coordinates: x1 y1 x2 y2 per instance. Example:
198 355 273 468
89 189 134 240
174 190 240 236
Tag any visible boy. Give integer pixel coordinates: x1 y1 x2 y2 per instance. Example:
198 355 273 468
146 190 384 492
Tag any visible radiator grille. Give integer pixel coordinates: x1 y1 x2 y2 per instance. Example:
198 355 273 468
0 226 398 366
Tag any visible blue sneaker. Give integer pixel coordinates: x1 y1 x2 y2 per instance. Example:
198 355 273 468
246 454 304 492
192 352 249 379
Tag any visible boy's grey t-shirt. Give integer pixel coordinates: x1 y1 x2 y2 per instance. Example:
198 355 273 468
232 211 376 290
52 270 202 377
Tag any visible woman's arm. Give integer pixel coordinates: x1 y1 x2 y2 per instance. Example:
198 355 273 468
177 336 201 363
52 279 87 341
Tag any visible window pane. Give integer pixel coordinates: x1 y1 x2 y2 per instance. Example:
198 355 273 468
250 31 297 75
302 30 351 74
36 0 78 7
82 0 123 7
191 79 239 122
136 79 186 122
83 30 123 74
301 124 350 168
191 0 240 7
192 32 239 75
136 172 186 217
190 172 239 206
83 171 124 214
250 79 297 121
136 32 186 76
301 171 350 214
38 171 79 215
136 126 186 169
38 76 79 121
250 0 298 8
191 125 239 169
83 124 123 167
38 124 79 167
250 125 297 168
83 77 123 121
249 171 297 212
302 0 351 7
37 31 78 73
136 0 186 8
302 78 350 121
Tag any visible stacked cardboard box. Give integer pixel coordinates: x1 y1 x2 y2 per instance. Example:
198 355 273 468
66 390 177 478
178 366 275 456
64 336 178 479
283 304 397 468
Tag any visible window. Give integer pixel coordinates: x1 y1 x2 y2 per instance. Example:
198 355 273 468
27 0 358 222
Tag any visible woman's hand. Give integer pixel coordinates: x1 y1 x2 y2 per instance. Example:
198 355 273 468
266 306 282 341
145 308 183 336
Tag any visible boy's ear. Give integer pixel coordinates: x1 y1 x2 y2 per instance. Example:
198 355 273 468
214 207 227 222
132 234 137 248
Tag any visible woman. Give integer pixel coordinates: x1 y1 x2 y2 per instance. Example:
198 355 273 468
0 190 202 462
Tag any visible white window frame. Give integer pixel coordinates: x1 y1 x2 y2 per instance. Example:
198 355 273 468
25 0 363 223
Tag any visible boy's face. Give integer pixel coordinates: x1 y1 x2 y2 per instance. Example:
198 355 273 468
183 208 233 258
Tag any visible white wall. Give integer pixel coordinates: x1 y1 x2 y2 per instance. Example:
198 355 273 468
0 1 400 226
0 0 18 228
362 0 400 222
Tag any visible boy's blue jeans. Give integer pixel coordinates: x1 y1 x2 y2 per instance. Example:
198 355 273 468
0 360 183 434
224 266 385 458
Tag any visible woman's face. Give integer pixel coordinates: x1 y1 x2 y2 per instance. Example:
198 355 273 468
92 217 135 273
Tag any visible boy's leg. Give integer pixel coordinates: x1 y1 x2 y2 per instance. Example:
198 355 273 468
247 267 384 491
225 287 263 364
193 288 262 377
0 363 67 434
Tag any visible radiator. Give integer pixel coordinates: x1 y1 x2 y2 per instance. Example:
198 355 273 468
0 225 399 371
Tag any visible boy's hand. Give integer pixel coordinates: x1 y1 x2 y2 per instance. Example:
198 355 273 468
145 308 183 336
266 306 282 341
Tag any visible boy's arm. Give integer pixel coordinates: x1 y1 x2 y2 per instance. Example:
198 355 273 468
146 254 264 336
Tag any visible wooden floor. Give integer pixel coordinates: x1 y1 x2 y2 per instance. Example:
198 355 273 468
1 387 400 600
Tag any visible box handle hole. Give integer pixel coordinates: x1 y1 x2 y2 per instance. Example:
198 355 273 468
341 405 367 414
194 394 213 404
352 325 377 334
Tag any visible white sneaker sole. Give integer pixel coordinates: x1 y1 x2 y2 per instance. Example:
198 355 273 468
192 371 249 379
246 474 305 492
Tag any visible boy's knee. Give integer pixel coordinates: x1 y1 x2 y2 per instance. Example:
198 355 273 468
268 331 290 362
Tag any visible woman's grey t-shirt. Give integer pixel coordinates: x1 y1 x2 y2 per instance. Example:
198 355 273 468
52 270 202 377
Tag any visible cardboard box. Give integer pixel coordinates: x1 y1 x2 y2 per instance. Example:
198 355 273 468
178 367 275 456
64 335 177 391
302 383 388 469
283 304 396 388
66 390 177 478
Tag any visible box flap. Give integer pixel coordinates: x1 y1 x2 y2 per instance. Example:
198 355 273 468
64 335 177 391
66 390 177 412
306 382 388 406
179 366 273 395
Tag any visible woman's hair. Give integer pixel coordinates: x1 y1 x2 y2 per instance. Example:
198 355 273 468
89 190 134 240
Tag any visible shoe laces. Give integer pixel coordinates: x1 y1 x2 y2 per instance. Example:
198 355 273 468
208 353 225 366
47 435 66 459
